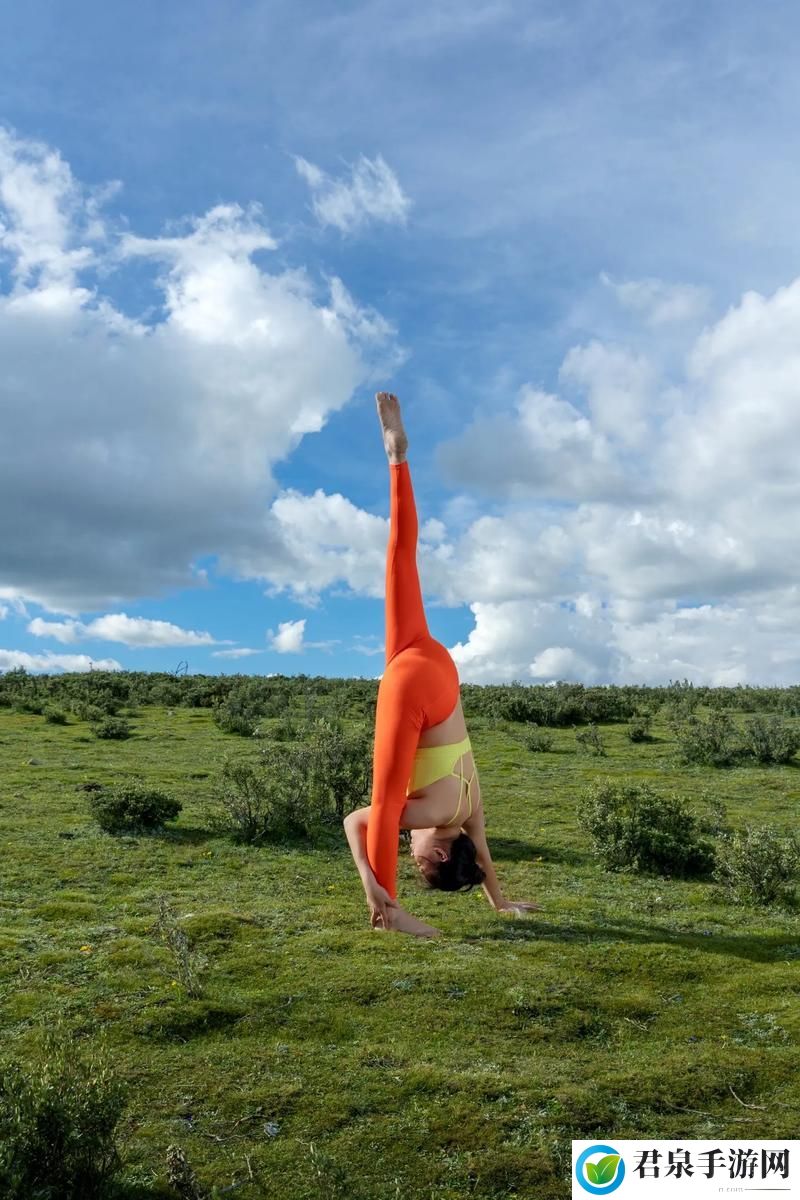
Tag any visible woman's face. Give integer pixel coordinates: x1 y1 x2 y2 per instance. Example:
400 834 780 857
409 828 450 875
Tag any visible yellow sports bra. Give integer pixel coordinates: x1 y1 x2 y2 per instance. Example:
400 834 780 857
406 735 475 827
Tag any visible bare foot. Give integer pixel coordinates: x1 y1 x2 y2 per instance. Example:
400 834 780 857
373 904 441 938
375 392 408 464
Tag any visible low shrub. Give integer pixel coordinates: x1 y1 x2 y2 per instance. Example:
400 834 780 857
212 688 262 737
89 783 182 834
271 715 299 742
521 723 554 752
42 705 68 725
626 712 652 743
740 715 800 765
714 825 800 906
70 701 105 723
673 711 742 767
575 723 606 756
209 718 372 843
90 716 131 741
0 1024 127 1199
301 717 372 820
577 779 715 877
694 790 733 838
208 754 311 843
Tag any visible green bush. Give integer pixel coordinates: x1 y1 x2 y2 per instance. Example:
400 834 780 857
209 754 312 843
209 718 372 843
271 715 299 742
521 723 554 752
89 783 181 834
575 723 606 756
714 825 800 906
70 700 104 723
90 716 131 741
42 705 68 725
673 711 742 767
626 712 652 743
301 717 372 820
577 779 715 877
0 1025 127 1199
740 715 800 765
694 789 733 838
212 685 264 736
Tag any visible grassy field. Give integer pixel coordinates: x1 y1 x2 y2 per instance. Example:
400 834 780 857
0 701 798 1199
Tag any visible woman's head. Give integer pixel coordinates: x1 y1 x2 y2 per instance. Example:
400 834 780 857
410 829 486 892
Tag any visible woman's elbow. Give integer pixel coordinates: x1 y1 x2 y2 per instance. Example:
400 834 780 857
343 806 370 829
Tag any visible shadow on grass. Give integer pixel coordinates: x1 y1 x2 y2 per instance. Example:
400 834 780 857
161 825 216 846
113 1183 175 1200
486 837 593 867
465 914 800 964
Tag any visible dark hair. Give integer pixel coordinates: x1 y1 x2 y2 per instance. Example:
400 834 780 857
419 832 486 892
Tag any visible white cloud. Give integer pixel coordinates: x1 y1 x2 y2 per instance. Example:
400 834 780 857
352 634 384 657
0 589 28 616
269 618 306 653
27 613 221 647
0 127 112 293
4 123 800 685
238 266 800 684
26 618 81 643
608 591 800 687
0 127 398 614
447 600 619 685
601 273 711 326
436 384 636 502
88 614 220 647
559 341 654 448
240 482 575 612
234 488 388 604
0 649 121 673
294 153 411 234
211 647 264 659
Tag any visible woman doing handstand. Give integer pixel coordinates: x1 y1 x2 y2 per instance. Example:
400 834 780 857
343 392 540 936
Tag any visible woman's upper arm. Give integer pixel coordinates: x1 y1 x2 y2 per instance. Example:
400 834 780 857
398 799 442 830
461 797 488 846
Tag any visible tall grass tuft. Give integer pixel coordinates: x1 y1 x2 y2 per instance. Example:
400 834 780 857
153 895 206 998
0 1023 127 1200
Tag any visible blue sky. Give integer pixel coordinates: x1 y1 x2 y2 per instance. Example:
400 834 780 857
2 0 800 684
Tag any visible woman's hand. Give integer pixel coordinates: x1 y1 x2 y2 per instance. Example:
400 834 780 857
365 880 399 929
494 899 541 915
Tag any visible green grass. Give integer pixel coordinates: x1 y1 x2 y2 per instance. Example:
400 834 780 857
1 703 799 1199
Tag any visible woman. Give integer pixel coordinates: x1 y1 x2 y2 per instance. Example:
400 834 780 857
344 392 540 936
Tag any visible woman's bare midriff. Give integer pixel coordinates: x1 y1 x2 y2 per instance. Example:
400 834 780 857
406 696 481 811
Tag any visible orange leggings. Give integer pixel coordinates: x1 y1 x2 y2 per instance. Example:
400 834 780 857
366 460 460 898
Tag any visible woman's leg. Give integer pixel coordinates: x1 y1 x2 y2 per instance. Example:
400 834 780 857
366 392 430 898
384 459 430 664
366 662 424 898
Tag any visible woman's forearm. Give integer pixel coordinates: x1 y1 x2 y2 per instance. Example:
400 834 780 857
344 810 377 890
471 834 505 908
478 859 505 908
